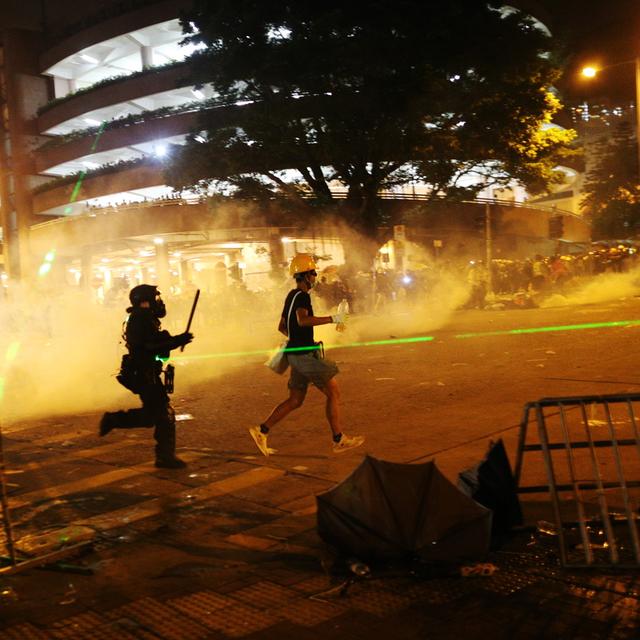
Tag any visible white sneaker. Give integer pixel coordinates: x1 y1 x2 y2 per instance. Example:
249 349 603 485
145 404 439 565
332 433 365 454
250 426 270 457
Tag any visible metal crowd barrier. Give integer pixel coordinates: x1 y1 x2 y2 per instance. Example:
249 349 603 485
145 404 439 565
515 393 640 568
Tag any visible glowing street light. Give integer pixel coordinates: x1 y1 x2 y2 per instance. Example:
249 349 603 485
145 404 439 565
581 58 640 178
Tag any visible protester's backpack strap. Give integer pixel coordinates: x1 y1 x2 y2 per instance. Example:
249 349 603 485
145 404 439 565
285 291 302 337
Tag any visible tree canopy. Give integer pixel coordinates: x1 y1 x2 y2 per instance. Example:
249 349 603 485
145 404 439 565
581 121 640 240
166 0 575 234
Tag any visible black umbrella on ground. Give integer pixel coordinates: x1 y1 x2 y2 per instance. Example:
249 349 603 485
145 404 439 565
458 439 523 546
316 456 492 563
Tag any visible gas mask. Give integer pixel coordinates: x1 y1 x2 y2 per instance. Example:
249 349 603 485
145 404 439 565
129 284 166 316
152 295 167 318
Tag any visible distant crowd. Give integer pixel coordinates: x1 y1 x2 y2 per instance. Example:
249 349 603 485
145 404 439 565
310 243 640 313
98 243 640 324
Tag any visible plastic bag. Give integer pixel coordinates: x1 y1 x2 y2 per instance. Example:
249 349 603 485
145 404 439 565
266 342 289 375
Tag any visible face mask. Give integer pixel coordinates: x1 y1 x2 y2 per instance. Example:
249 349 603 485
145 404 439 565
153 298 167 318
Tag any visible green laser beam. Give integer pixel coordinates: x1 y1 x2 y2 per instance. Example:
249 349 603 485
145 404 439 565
173 344 326 362
171 335 435 362
67 171 87 205
169 318 640 363
455 319 640 339
64 121 107 214
42 122 107 273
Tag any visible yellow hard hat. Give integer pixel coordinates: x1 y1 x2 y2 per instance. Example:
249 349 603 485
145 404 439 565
289 253 317 276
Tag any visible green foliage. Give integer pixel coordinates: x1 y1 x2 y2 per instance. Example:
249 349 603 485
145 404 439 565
581 121 640 239
36 59 189 117
32 157 158 196
37 100 204 151
166 0 576 234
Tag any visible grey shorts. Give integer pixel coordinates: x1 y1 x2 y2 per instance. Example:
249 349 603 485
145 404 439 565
287 352 339 390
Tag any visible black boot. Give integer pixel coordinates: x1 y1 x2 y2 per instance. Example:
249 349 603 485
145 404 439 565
154 422 186 469
99 412 116 437
154 457 187 469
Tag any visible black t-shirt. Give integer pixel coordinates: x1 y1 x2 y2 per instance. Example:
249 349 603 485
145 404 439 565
282 289 314 351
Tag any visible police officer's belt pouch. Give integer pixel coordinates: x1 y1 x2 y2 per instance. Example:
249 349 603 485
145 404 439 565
116 354 142 393
164 363 175 393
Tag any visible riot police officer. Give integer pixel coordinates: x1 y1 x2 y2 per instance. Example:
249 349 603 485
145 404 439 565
99 284 194 468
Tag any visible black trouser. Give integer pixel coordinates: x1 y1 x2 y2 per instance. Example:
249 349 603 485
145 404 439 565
109 374 177 461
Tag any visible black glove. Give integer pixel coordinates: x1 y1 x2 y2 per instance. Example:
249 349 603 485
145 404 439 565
175 332 194 347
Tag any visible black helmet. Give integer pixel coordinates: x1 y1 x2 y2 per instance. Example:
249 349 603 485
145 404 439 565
129 284 159 305
128 284 166 317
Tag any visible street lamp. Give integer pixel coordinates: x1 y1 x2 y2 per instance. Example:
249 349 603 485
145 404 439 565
581 58 640 179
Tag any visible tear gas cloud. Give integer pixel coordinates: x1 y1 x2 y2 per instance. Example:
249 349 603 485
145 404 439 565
3 214 639 426
539 269 640 309
0 221 472 425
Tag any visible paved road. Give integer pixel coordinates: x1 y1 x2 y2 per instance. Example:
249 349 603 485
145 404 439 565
1 297 639 638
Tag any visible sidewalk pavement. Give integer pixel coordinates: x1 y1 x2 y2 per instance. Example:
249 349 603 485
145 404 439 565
1 465 638 640
0 406 638 640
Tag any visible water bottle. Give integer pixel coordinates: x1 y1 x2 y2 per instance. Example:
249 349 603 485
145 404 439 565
335 298 349 332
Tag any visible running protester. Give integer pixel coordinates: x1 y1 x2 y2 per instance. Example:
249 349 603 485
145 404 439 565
250 254 365 456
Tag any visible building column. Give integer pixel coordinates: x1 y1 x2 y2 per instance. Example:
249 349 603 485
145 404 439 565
155 241 170 292
80 250 92 293
53 76 76 98
1 28 50 281
268 232 286 281
141 46 154 70
180 259 191 287
50 254 69 288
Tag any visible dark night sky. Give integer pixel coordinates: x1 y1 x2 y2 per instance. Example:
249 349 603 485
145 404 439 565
538 0 640 103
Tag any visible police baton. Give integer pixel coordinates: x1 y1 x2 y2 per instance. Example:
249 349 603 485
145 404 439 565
180 289 200 352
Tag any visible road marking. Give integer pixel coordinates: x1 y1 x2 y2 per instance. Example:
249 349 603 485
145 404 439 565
221 494 318 552
225 533 279 550
279 495 317 515
69 439 139 459
75 466 285 531
5 431 289 538
228 510 317 550
9 452 206 510
4 439 139 473
3 428 97 448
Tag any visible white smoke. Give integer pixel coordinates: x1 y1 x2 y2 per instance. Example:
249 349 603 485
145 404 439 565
539 268 640 308
0 226 480 425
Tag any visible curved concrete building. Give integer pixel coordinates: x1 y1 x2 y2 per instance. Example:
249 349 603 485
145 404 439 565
0 0 297 293
0 0 589 295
